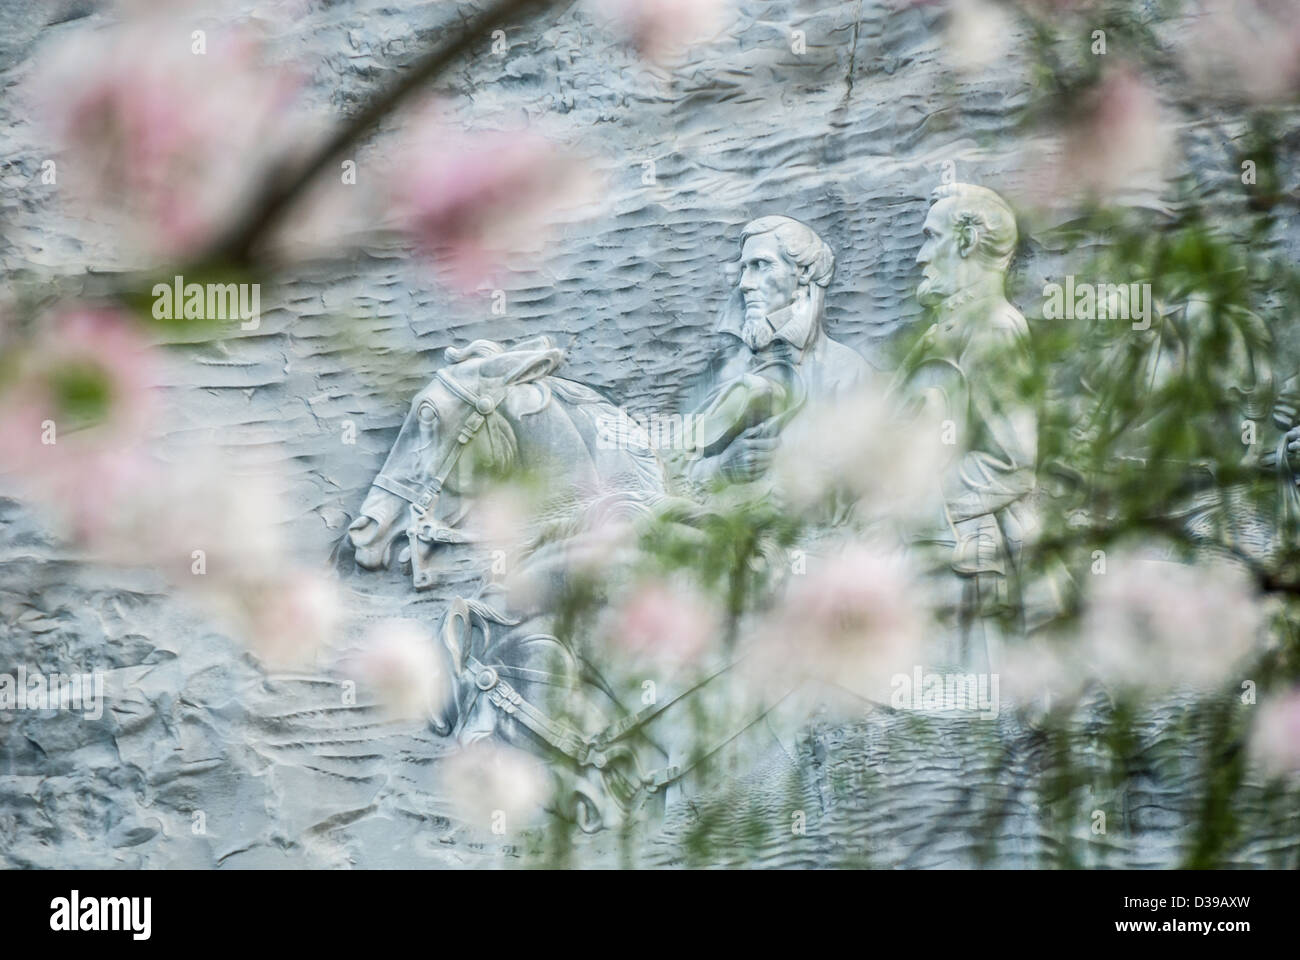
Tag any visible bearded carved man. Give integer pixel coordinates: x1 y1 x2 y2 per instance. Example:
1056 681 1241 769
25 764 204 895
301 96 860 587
890 183 1038 672
684 216 868 486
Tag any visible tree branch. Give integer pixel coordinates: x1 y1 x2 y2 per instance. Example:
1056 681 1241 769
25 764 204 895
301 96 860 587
200 0 557 268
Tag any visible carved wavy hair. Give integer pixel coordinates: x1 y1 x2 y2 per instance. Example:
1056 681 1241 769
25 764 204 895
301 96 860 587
739 215 835 288
930 183 1018 271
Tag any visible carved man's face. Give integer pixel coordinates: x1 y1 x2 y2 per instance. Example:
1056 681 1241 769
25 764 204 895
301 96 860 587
915 200 986 306
738 233 799 327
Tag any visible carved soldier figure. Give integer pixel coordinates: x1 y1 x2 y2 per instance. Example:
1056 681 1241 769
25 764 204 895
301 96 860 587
890 184 1037 672
683 216 869 485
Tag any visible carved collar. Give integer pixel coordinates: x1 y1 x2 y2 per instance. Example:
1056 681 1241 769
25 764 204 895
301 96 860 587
718 295 819 357
933 275 1003 312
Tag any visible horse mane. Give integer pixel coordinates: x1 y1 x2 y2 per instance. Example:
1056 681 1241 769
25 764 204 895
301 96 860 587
445 340 506 363
548 377 605 407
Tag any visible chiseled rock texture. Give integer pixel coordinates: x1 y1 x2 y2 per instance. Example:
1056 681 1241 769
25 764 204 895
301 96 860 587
2 0 1298 868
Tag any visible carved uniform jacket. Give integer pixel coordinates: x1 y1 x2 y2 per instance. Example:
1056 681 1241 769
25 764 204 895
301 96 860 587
894 286 1037 579
709 298 869 409
686 297 869 477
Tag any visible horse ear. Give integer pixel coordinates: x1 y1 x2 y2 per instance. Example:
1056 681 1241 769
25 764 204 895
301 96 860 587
482 346 564 385
439 597 472 672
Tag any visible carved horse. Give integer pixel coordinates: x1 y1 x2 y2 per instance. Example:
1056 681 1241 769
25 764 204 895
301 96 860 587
349 337 703 829
434 594 685 831
348 336 665 588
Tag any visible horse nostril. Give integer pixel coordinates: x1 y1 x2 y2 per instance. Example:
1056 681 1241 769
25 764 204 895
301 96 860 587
348 516 375 544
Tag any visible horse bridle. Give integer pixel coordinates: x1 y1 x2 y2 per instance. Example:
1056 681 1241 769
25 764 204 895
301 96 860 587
460 644 798 823
448 596 785 820
373 369 500 588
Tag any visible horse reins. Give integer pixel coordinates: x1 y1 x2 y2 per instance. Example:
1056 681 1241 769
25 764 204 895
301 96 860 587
372 369 501 586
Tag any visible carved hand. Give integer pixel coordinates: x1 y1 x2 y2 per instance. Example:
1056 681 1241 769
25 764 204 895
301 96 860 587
1259 426 1300 472
1284 426 1300 471
717 420 783 483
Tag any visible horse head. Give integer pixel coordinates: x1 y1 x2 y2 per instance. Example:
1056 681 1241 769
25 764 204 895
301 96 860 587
348 336 564 587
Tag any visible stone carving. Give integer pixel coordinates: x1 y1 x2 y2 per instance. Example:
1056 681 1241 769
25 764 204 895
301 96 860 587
1069 290 1297 569
349 337 692 830
889 184 1037 673
433 594 687 832
347 336 664 590
343 192 1289 840
681 216 870 486
347 220 877 828
4 0 1297 872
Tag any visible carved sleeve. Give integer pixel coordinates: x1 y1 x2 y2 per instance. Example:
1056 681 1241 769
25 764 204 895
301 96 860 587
943 320 1038 523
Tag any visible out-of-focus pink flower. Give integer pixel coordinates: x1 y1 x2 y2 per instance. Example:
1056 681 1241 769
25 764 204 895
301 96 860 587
1017 66 1169 212
0 308 158 539
387 114 595 291
465 483 535 552
32 16 304 260
606 576 718 666
1061 67 1168 203
561 510 639 580
0 308 341 667
750 541 930 703
587 0 732 63
1183 0 1300 103
240 570 343 669
440 740 549 834
1251 688 1300 777
350 619 447 721
84 443 342 665
1077 550 1263 693
943 0 1013 73
774 381 948 525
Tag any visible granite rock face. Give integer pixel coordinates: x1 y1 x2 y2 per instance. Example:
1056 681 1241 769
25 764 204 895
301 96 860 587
1 0 1298 868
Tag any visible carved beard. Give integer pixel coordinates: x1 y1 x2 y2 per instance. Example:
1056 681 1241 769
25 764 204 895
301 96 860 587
740 312 776 351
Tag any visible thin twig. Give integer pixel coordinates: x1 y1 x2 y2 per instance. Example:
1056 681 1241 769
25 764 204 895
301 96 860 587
200 0 557 267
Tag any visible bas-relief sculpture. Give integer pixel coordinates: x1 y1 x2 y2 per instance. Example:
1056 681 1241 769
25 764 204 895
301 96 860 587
346 215 870 829
347 337 664 589
1068 290 1299 569
349 191 1045 825
681 216 869 486
348 336 679 829
888 184 1038 674
2 2 1294 872
339 179 1293 838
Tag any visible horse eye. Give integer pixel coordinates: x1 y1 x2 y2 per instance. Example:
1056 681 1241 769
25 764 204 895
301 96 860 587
417 402 437 424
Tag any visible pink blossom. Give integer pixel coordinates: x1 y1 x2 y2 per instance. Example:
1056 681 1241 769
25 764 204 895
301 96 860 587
942 0 1013 73
1252 688 1300 777
1017 66 1169 211
239 571 343 670
32 16 304 260
607 577 718 666
0 307 159 540
0 309 341 667
440 741 549 833
750 541 930 703
774 380 948 524
1060 67 1168 203
1183 0 1300 103
1061 549 1266 696
124 459 342 667
350 619 448 722
387 114 595 291
465 483 535 552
